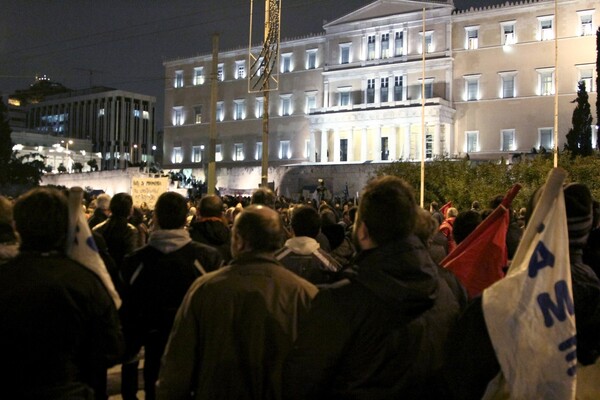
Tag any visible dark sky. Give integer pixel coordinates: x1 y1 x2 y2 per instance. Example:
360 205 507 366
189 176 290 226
0 0 498 129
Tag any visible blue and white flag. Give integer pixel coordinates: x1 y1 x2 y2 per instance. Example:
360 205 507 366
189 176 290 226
66 187 121 308
482 168 576 399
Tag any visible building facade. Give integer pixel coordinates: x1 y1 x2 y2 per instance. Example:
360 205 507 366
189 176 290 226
163 0 598 191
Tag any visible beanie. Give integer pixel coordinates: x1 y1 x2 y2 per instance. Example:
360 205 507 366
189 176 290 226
563 183 593 248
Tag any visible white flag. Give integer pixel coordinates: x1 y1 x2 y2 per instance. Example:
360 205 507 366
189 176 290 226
482 168 576 399
66 187 122 308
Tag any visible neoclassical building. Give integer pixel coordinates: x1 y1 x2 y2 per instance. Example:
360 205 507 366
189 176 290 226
163 0 597 191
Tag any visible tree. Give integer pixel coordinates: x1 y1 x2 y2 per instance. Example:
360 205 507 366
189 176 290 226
87 158 98 171
73 161 84 173
0 97 14 184
565 81 593 157
596 27 600 150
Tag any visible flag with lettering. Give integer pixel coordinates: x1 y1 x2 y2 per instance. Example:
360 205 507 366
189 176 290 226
66 187 121 308
441 184 520 298
482 168 576 399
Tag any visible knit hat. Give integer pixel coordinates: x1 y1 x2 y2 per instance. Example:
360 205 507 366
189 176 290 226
563 183 593 248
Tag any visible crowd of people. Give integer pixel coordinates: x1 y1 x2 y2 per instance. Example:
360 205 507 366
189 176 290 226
0 176 599 399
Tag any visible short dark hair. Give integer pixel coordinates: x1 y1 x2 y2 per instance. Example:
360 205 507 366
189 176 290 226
358 176 417 245
14 187 69 252
109 193 133 218
291 205 320 238
154 192 187 229
430 201 439 211
251 187 276 208
453 210 482 245
199 195 223 218
234 205 284 252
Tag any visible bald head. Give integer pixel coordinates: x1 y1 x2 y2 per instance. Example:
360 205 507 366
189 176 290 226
199 195 224 218
231 205 284 257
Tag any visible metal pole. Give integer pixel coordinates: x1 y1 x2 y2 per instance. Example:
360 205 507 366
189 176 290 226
420 7 426 208
261 1 271 188
208 33 219 195
553 0 559 168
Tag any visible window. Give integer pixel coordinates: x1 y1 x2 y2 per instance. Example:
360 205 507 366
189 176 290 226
579 68 594 92
539 128 553 150
340 138 348 162
464 75 480 101
501 22 516 45
217 63 224 81
539 17 554 41
381 137 389 160
419 78 434 99
215 144 223 162
133 109 141 118
234 143 244 161
339 90 351 107
421 32 433 53
305 140 311 159
216 102 224 121
380 77 389 102
306 50 317 69
234 100 245 120
171 147 183 163
173 107 183 126
255 97 264 118
235 61 246 79
466 131 479 153
499 72 516 98
281 53 292 73
279 140 291 159
537 68 554 96
255 142 262 160
280 95 292 116
142 111 149 119
255 57 265 76
578 11 593 36
425 133 433 159
174 70 183 88
366 79 375 104
381 33 390 58
192 145 203 162
305 93 317 113
194 105 202 124
501 129 515 151
193 67 204 85
394 76 404 101
367 35 376 60
395 31 404 56
340 43 351 64
466 27 479 50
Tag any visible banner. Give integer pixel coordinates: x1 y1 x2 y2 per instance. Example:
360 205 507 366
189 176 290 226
66 187 121 308
482 168 576 399
131 177 169 209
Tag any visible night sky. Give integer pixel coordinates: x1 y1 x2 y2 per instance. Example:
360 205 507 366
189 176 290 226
0 0 500 129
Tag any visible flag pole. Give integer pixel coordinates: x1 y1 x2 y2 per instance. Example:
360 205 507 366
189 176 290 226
553 0 558 168
420 6 426 208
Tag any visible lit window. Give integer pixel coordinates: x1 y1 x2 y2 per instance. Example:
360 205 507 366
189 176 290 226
192 146 202 162
420 32 433 53
578 12 593 36
255 97 264 118
539 128 553 150
235 61 246 79
419 78 434 99
133 110 141 118
174 70 184 88
538 17 554 41
394 76 404 101
234 100 245 120
394 31 405 56
500 73 516 99
255 142 262 160
279 140 291 159
234 143 244 161
501 22 516 45
215 144 222 161
425 133 433 159
173 108 184 126
217 63 224 81
172 147 183 163
466 131 479 153
193 67 204 85
306 93 317 113
466 27 479 50
142 110 149 119
98 108 105 117
380 77 389 102
537 68 554 96
340 43 351 64
281 54 292 73
194 105 202 124
501 129 515 151
464 75 480 101
366 79 375 104
216 102 224 121
367 35 376 60
339 91 351 107
579 68 594 92
381 33 390 58
280 95 292 116
306 50 317 69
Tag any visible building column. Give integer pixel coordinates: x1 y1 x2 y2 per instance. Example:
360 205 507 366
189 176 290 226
333 128 340 162
433 123 441 157
323 80 329 109
373 125 382 161
348 128 354 162
310 130 316 162
321 129 328 163
402 123 411 160
361 127 368 161
389 126 398 160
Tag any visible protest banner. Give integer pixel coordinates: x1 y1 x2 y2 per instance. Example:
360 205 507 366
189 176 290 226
131 176 169 209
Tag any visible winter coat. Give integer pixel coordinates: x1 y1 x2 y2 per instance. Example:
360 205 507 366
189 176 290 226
282 234 461 399
93 216 140 268
156 252 318 400
188 218 232 263
0 251 124 399
275 236 342 285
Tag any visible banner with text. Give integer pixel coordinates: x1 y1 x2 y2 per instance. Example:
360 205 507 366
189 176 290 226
131 177 169 209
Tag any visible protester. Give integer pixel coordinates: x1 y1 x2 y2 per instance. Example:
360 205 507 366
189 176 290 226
88 193 111 229
430 201 444 225
188 194 232 263
439 206 458 253
119 192 222 400
275 204 342 285
453 209 483 245
156 205 318 399
0 195 18 264
282 176 461 399
0 187 123 399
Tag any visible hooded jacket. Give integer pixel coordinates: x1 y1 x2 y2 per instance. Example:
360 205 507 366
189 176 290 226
189 218 232 263
275 236 342 285
282 234 461 399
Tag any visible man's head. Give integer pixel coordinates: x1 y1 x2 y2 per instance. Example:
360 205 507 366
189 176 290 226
199 195 224 218
109 193 133 218
231 205 284 258
14 187 69 252
453 210 482 245
96 193 111 212
354 176 417 250
251 187 276 208
446 207 459 219
291 205 321 238
154 192 188 229
429 201 439 212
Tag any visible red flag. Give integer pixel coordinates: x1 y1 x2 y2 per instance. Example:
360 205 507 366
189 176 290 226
440 185 521 298
439 201 452 218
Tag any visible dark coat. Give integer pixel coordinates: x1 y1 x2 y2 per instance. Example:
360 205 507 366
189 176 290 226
282 234 461 399
88 208 108 229
0 252 124 399
93 216 140 269
188 219 232 263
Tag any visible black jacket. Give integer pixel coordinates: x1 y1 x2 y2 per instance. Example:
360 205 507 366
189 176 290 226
283 234 461 399
188 219 232 263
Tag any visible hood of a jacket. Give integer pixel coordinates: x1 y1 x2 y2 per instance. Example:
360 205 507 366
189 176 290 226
283 236 320 255
189 220 230 246
148 229 191 254
353 234 438 315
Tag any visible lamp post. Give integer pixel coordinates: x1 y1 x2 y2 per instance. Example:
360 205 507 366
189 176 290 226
61 140 73 173
133 144 138 165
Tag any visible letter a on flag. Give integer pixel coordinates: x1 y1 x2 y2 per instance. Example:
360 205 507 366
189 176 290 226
66 187 121 308
482 168 576 399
